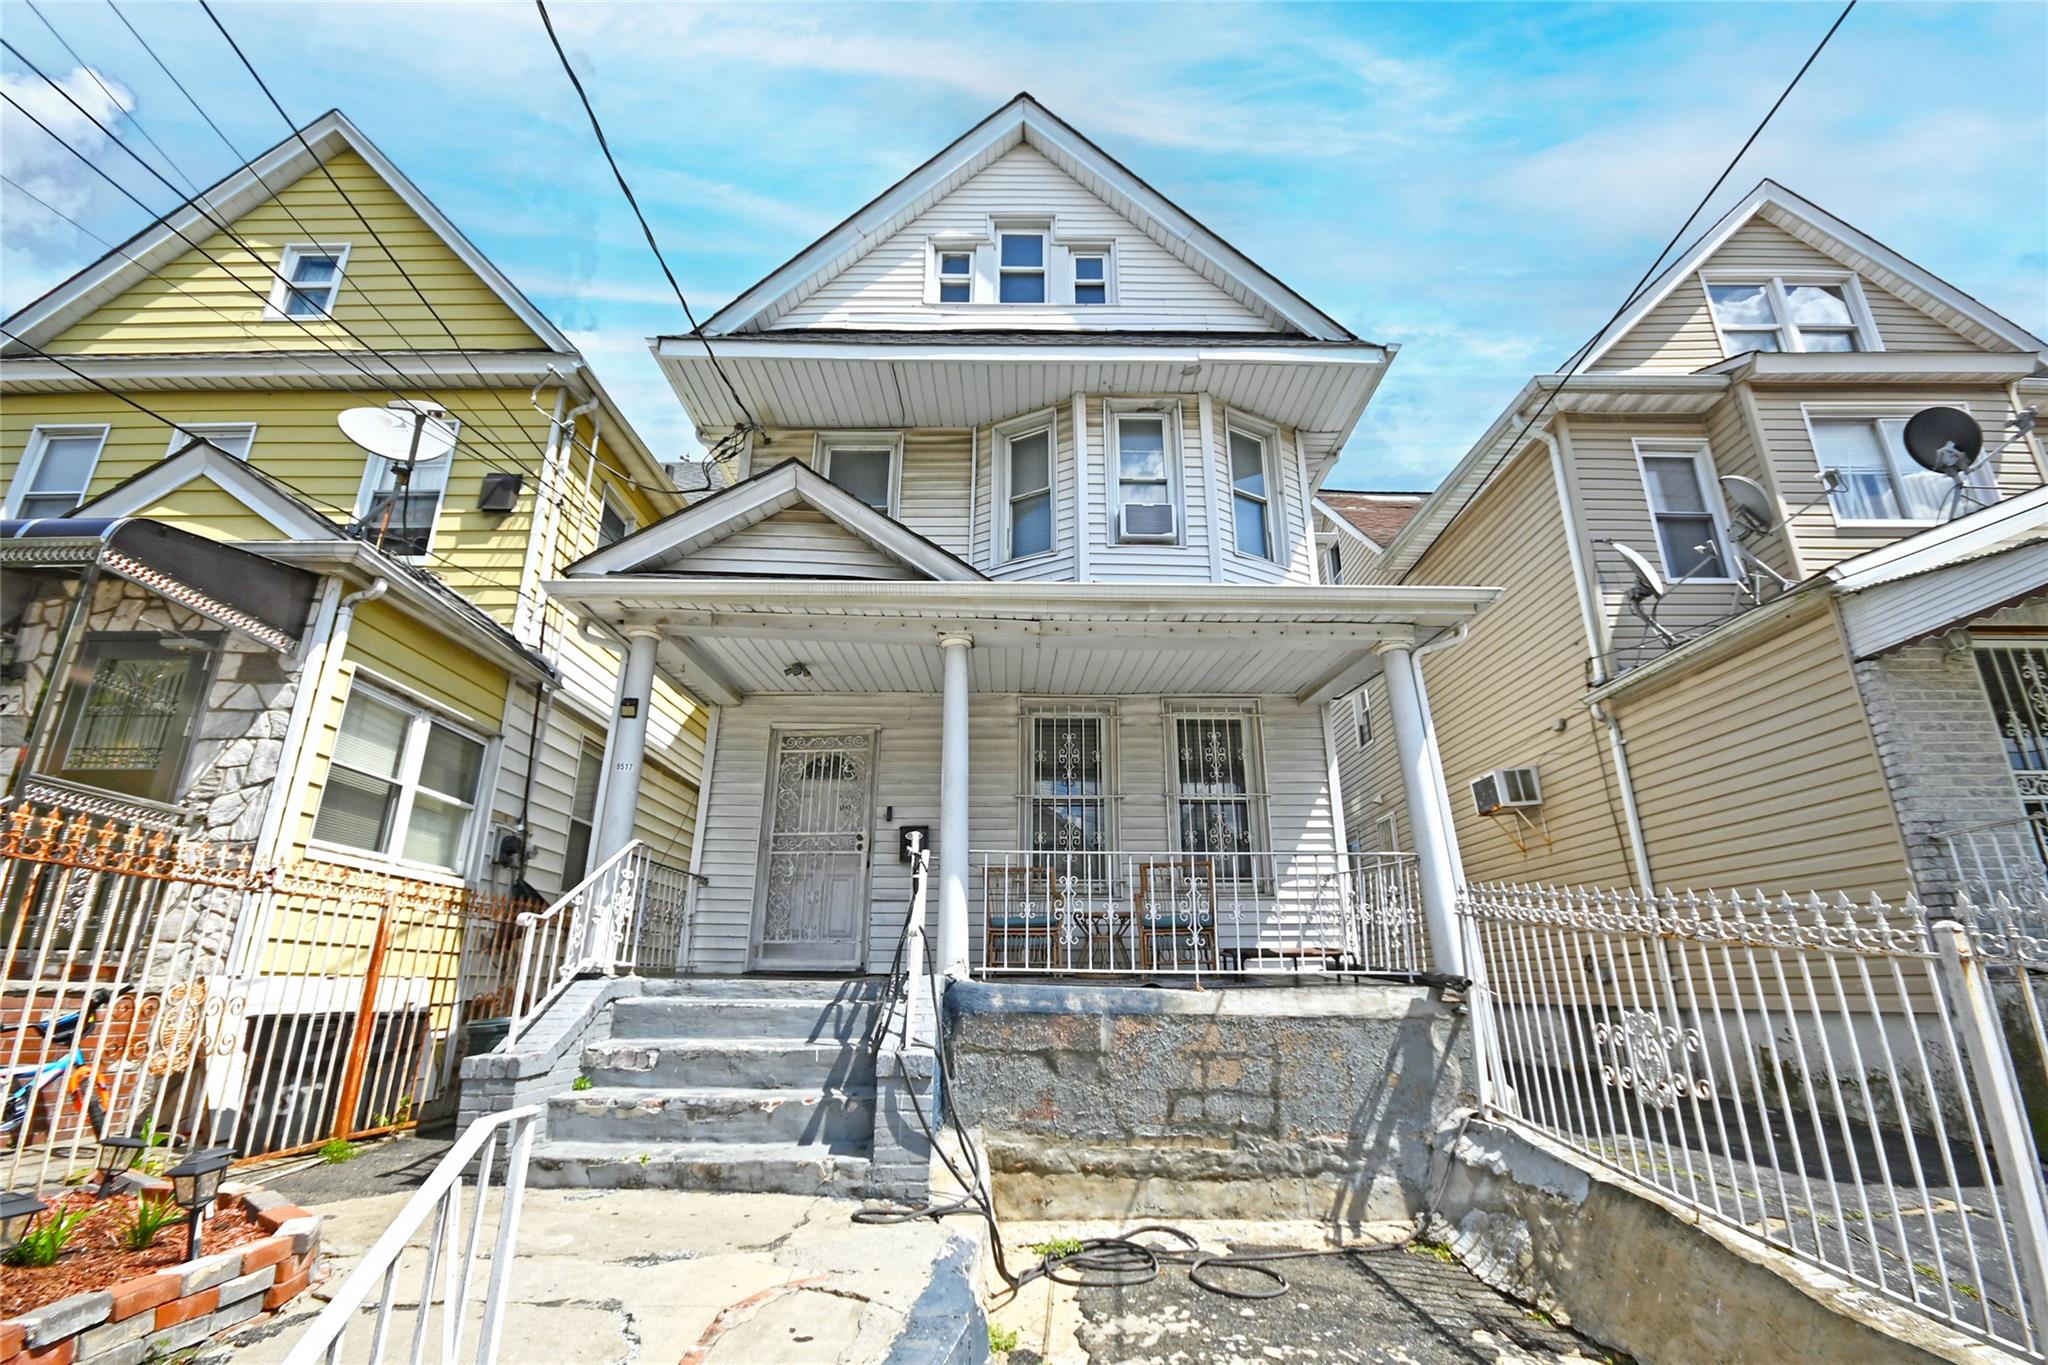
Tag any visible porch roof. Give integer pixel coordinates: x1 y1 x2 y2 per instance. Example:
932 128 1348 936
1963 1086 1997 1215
542 577 1499 705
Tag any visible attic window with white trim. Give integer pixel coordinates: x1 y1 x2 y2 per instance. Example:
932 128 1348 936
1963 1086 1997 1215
937 251 973 304
819 434 901 514
598 491 636 547
268 243 350 319
1705 278 1869 354
1071 251 1108 305
998 231 1047 303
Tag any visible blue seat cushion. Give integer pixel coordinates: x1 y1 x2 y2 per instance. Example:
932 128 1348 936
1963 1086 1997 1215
988 912 1057 929
1139 910 1214 928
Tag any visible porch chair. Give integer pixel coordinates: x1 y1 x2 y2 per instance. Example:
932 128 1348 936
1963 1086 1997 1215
982 862 1064 971
1131 858 1221 974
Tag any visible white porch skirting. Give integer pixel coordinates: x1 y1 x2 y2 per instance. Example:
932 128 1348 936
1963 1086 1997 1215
674 691 1350 975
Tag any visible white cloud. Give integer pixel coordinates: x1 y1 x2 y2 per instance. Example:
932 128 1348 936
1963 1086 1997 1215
0 64 137 309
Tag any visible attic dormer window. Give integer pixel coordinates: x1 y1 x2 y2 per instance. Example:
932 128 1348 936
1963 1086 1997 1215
1705 276 1873 354
998 231 1046 303
268 243 350 320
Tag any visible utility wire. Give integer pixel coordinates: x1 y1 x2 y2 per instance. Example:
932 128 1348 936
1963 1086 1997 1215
0 323 521 599
1399 0 1857 577
532 0 762 452
24 0 199 198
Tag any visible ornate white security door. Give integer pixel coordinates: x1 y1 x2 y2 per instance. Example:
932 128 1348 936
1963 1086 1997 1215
754 730 875 970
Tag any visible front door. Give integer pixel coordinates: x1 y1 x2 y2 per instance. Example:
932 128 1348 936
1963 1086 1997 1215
753 730 875 970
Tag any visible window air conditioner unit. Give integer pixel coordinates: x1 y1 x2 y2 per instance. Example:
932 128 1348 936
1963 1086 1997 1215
1471 766 1542 816
1118 502 1177 543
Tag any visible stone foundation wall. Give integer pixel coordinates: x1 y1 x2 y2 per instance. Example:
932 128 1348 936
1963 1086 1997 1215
943 980 1474 1223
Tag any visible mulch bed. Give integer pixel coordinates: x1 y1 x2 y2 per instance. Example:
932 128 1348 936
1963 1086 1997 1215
0 1188 266 1317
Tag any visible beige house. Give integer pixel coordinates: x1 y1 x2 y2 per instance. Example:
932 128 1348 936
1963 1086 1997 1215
1327 181 2048 903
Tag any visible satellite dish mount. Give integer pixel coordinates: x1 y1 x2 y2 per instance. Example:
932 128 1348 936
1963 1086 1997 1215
337 402 457 552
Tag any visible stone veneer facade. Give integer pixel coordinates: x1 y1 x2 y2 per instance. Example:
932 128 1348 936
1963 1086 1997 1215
1853 596 2048 908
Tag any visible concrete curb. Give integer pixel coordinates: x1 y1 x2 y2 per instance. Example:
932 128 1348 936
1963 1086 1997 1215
880 1229 989 1365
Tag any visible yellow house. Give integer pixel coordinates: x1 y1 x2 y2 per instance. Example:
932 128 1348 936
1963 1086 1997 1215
0 110 708 906
1326 181 2048 903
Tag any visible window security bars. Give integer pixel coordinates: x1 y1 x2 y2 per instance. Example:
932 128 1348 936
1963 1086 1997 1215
0 803 538 1189
976 848 1423 978
1459 882 2048 1359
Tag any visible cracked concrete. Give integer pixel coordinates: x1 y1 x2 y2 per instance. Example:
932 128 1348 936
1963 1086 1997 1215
208 1184 970 1364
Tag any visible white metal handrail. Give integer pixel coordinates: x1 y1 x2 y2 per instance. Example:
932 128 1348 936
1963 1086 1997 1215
974 848 1424 977
283 1104 542 1365
1460 881 2048 1360
502 842 696 1044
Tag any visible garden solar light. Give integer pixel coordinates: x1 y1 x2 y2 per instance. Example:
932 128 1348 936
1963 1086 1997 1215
0 1189 47 1256
95 1134 149 1197
166 1147 232 1261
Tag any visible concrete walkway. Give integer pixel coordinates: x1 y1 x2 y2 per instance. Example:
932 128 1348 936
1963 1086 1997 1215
206 1137 979 1364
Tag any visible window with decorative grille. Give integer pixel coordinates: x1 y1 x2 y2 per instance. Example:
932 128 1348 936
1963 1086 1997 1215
1169 709 1266 878
1022 709 1112 867
1974 642 2048 870
51 633 218 803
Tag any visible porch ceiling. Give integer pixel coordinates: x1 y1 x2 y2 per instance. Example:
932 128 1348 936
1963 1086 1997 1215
546 577 1499 706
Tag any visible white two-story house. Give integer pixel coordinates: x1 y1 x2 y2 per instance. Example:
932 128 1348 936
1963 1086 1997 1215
543 95 1497 984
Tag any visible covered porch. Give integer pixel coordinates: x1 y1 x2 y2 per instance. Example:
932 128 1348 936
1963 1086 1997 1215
545 578 1496 983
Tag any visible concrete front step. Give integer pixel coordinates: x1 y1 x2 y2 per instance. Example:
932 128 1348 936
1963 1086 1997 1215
526 1139 873 1195
582 1037 876 1090
632 975 887 1000
549 1085 875 1149
609 995 883 1043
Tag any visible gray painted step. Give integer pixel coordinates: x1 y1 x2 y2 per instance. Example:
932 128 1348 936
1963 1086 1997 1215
549 1085 875 1149
582 1037 875 1090
609 995 882 1043
632 976 887 1000
527 1139 872 1196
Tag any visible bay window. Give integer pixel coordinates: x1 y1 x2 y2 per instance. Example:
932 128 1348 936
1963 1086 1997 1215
313 683 487 872
1228 426 1274 560
1112 408 1177 543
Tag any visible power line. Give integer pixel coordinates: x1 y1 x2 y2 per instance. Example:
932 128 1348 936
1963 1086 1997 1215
532 0 761 449
25 0 198 198
1399 0 1857 576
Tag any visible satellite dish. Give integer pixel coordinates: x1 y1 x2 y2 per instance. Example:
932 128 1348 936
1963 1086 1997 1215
1613 543 1667 600
337 403 457 465
1902 407 1983 476
1718 475 1777 540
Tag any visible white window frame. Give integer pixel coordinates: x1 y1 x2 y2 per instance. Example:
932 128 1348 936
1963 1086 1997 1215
163 422 257 460
1161 700 1271 874
264 242 353 321
1352 687 1373 748
1223 415 1279 562
351 404 457 562
1319 536 1343 585
815 431 905 516
993 408 1059 564
309 674 493 876
935 247 975 304
562 735 604 888
1016 700 1119 862
1107 401 1183 547
1067 244 1113 306
1372 813 1400 852
995 225 1049 306
6 423 110 518
1631 437 1739 584
1797 401 1994 528
597 488 638 547
1698 269 1883 356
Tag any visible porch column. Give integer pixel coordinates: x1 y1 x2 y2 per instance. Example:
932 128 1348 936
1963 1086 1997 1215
1376 638 1467 978
936 632 973 977
593 626 662 864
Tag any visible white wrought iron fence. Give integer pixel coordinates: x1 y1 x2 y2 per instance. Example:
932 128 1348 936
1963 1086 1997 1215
283 1104 541 1365
502 841 696 1046
1938 814 2048 903
975 849 1424 978
1460 881 2048 1359
0 803 534 1189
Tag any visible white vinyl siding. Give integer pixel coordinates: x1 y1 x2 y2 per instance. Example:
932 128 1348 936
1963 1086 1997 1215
7 424 109 518
773 145 1276 331
660 507 917 579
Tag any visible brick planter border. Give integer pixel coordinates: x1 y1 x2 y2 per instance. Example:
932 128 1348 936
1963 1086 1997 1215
2 1181 322 1365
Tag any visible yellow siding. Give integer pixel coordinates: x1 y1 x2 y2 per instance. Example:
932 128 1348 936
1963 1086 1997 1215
1592 216 1984 372
0 388 558 627
1377 447 1636 887
136 475 281 541
1609 605 1911 898
47 152 544 355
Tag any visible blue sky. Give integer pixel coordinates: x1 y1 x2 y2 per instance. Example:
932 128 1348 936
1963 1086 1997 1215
3 1 2043 490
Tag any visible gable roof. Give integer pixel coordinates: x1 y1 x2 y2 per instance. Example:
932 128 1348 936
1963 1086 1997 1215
1573 180 2047 370
77 438 348 540
566 458 986 581
3 110 570 356
699 93 1357 342
1317 491 1424 550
